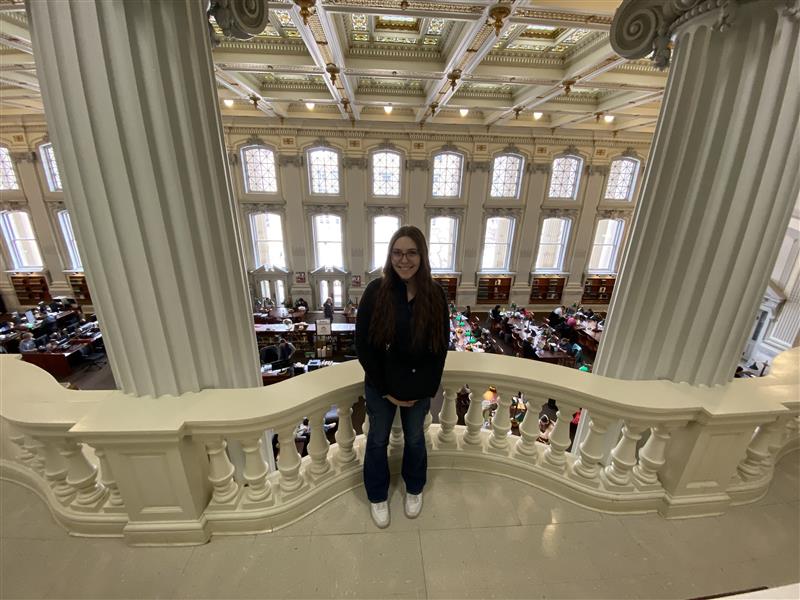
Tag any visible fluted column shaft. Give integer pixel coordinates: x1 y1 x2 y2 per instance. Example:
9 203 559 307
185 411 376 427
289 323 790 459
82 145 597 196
27 0 260 396
600 0 800 385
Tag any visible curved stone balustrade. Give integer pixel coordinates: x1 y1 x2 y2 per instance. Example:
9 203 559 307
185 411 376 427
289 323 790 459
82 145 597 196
1 349 798 545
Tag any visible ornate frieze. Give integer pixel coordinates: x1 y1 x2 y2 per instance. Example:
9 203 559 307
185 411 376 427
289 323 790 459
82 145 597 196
239 202 286 216
425 205 465 220
541 208 579 219
406 158 430 171
586 164 610 176
342 156 368 170
365 205 406 220
620 147 642 160
598 209 633 220
277 154 303 167
467 160 491 173
10 151 35 164
304 204 347 217
484 206 523 220
0 200 27 211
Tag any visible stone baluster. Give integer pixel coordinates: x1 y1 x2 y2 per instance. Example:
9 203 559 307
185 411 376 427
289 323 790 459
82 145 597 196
603 421 647 489
276 424 305 495
335 401 357 466
307 408 332 479
632 424 677 488
389 409 404 452
56 439 107 510
239 434 272 507
37 438 75 503
515 395 545 463
94 448 125 509
423 409 433 450
205 439 240 506
488 391 512 453
767 415 796 463
542 402 579 472
10 434 37 468
462 390 485 449
437 388 458 448
363 414 371 438
738 418 785 481
571 413 613 486
25 437 46 473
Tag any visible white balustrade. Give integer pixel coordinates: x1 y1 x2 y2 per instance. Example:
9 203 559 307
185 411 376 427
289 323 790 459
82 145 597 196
738 418 785 481
423 409 433 450
542 402 579 472
204 439 239 506
515 395 546 462
462 390 484 448
239 434 272 506
307 409 332 479
55 439 107 510
10 434 37 469
276 424 305 494
632 424 676 488
437 388 458 448
25 436 46 474
335 401 357 465
389 410 404 452
603 421 647 488
488 391 512 452
37 437 75 503
571 413 613 485
95 448 125 509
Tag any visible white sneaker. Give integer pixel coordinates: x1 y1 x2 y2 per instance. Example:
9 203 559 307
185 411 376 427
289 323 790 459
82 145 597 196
370 501 390 529
404 492 423 519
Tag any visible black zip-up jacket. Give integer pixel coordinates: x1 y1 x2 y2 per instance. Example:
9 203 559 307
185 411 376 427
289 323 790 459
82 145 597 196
356 277 449 401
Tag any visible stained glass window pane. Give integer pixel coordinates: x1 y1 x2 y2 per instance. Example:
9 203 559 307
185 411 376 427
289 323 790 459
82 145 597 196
40 143 62 191
604 158 639 200
432 153 463 197
309 149 340 194
372 151 401 196
0 147 18 190
429 216 457 270
314 214 344 268
251 213 286 268
490 155 523 198
548 156 581 199
481 217 514 270
535 218 569 271
373 215 400 270
588 219 623 272
242 146 278 193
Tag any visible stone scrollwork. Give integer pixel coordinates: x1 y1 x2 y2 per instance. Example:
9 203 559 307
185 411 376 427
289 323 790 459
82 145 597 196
528 162 551 174
598 209 632 220
586 164 610 176
406 158 430 171
277 154 303 167
467 160 491 173
207 0 270 41
342 156 368 170
541 207 578 219
10 151 35 164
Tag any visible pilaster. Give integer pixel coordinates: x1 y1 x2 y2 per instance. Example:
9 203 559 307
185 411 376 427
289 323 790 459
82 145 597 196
458 160 491 303
405 158 429 230
343 156 368 285
510 162 550 306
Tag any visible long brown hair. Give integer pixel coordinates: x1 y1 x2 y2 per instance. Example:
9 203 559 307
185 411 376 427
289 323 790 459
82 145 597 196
368 225 448 353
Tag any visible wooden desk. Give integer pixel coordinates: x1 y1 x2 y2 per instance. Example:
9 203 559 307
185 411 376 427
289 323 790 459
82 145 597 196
0 331 20 353
535 350 575 368
22 344 85 378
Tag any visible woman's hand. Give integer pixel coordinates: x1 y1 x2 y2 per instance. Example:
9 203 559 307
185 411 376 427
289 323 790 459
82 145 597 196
384 394 417 407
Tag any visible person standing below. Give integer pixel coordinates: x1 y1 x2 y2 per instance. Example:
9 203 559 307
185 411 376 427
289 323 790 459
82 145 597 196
356 225 449 528
323 297 334 321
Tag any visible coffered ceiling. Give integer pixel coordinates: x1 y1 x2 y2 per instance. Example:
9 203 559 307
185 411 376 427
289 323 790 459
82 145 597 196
0 0 667 135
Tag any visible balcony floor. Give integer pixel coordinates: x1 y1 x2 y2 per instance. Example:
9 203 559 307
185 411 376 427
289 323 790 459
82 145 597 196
1 451 798 599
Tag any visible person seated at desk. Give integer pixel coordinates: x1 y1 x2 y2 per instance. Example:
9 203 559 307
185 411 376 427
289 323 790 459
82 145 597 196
463 305 472 320
294 297 309 311
521 338 537 359
19 332 37 353
260 344 280 364
490 304 502 321
547 305 566 327
277 338 296 361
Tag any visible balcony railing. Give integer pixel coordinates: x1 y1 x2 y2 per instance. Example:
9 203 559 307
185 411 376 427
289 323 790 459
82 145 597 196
1 348 798 545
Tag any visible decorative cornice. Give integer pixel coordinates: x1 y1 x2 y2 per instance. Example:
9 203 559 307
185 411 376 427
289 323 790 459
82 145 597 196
0 200 28 211
438 143 462 154
425 205 465 219
563 145 581 156
243 135 265 146
343 156 368 170
365 205 406 219
586 164 610 176
620 147 641 160
277 154 303 167
303 203 347 216
598 209 633 220
528 163 551 174
541 208 579 219
239 202 286 215
484 206 523 219
10 151 34 164
467 160 491 173
406 158 430 171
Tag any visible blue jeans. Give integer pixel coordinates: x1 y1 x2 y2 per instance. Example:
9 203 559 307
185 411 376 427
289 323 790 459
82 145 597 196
363 384 430 503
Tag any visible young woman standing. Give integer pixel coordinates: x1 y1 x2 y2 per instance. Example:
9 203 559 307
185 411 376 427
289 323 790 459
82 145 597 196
355 225 450 528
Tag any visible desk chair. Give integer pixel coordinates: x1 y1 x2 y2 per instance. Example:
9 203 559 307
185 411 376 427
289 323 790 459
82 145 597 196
84 348 107 371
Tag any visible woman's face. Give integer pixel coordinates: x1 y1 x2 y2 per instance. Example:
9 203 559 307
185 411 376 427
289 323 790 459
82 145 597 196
390 236 420 281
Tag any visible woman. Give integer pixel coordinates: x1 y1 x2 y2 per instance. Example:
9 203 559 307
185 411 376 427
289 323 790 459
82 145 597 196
356 225 449 528
323 297 334 320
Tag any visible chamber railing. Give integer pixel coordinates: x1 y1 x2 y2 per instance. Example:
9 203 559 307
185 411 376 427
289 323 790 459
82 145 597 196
1 348 797 545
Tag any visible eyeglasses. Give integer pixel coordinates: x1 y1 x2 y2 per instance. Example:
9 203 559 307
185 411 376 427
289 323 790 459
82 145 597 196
391 249 420 261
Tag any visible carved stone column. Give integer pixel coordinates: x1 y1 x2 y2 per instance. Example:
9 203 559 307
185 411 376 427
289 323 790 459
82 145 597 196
27 0 261 396
599 0 800 385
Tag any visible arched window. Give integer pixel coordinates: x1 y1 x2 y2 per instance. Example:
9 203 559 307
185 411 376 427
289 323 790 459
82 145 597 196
535 217 570 272
313 214 344 268
490 154 524 198
40 143 62 192
604 158 640 201
548 155 582 200
481 216 515 271
372 215 400 270
308 148 340 195
0 210 43 269
0 147 19 190
319 279 344 308
241 146 278 193
588 219 625 273
431 152 463 197
250 212 286 268
372 150 401 197
58 210 82 271
428 215 458 271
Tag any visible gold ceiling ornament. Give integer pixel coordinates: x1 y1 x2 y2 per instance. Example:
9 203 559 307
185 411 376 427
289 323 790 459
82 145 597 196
446 69 462 91
429 101 439 116
293 0 316 26
326 63 340 85
400 0 410 9
513 107 522 120
487 1 512 37
340 98 351 113
562 79 576 95
249 94 260 109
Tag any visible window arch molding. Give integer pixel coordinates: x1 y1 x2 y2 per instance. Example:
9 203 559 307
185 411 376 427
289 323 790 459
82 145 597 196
603 151 643 203
238 141 280 195
368 145 405 199
239 202 288 271
546 148 586 201
489 148 527 199
586 212 631 274
304 142 344 197
430 144 468 199
532 209 578 274
478 207 522 273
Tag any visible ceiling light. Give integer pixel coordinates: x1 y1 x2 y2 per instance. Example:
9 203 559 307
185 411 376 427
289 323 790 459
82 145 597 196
459 108 469 117
604 114 615 123
223 99 234 108
533 111 543 120
384 104 393 114
305 102 315 110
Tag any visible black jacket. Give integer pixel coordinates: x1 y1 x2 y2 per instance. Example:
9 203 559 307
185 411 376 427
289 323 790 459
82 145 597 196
356 277 449 401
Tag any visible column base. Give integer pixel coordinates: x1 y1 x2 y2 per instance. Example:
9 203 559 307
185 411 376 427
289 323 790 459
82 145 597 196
123 517 211 546
658 492 731 519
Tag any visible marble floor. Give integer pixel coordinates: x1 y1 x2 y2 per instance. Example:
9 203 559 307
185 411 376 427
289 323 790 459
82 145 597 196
1 452 798 600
